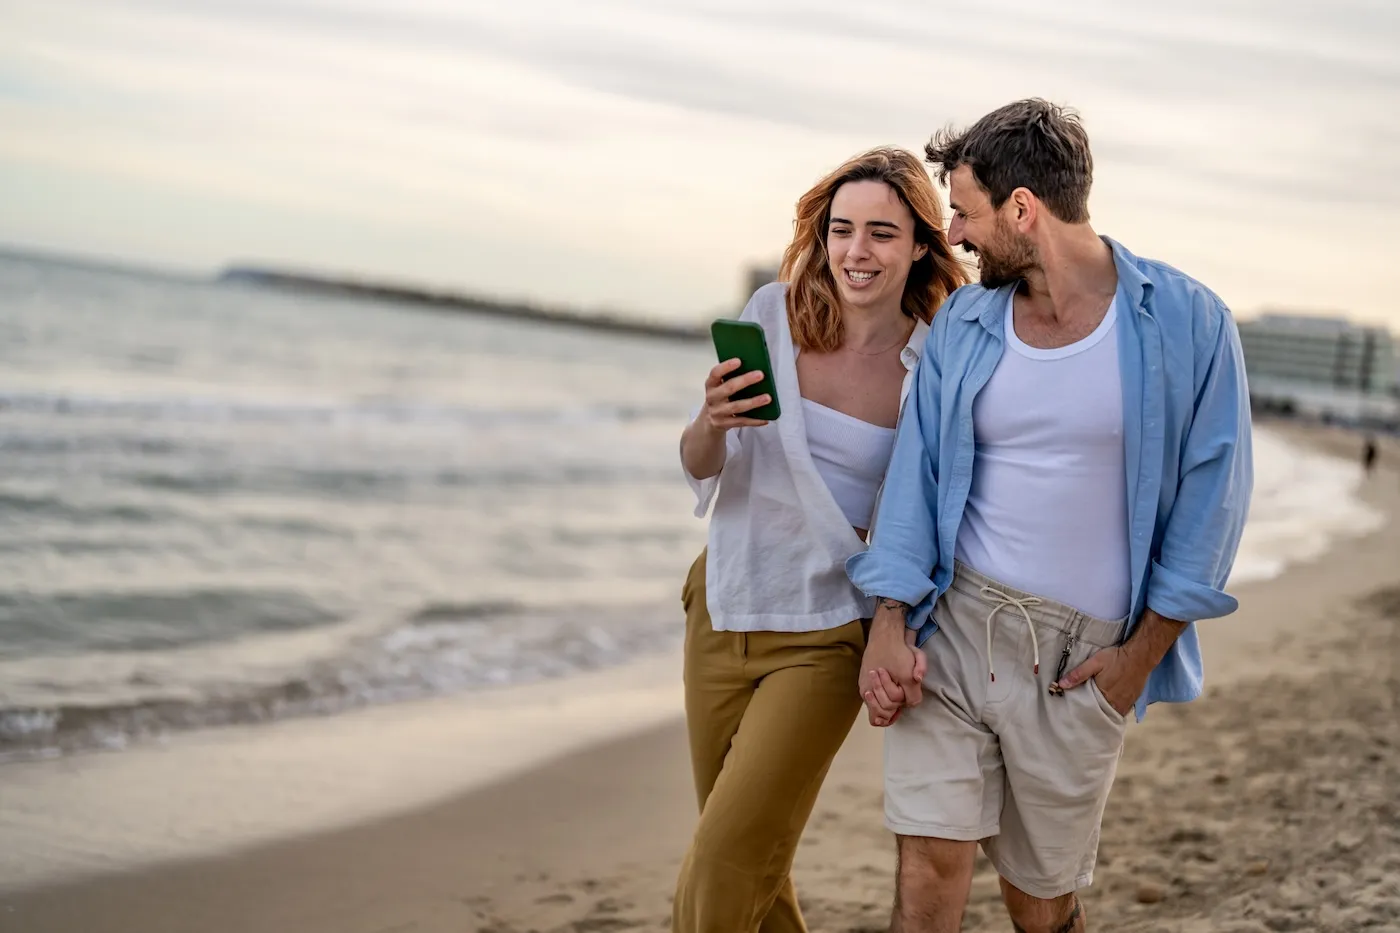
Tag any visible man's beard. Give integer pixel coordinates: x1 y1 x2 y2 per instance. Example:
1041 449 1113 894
963 223 1037 288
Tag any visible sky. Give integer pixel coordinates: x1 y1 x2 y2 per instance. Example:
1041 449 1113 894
1 0 1397 327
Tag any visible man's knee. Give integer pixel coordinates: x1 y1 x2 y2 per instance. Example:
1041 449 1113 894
891 837 977 933
896 835 977 883
1000 878 1083 933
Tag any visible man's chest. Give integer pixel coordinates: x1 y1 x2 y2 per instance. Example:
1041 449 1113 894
972 341 1125 451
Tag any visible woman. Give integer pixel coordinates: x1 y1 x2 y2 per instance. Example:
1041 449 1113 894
675 147 969 933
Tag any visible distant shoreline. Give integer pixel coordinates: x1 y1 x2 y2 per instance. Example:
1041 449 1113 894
219 266 711 342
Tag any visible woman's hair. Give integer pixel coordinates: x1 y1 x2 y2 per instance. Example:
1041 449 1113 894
779 147 970 353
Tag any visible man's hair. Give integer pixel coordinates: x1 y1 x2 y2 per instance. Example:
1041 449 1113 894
924 98 1093 224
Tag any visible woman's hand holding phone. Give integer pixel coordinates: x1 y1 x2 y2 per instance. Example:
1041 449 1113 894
700 358 773 432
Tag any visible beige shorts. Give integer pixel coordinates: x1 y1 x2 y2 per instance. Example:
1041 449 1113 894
884 562 1128 899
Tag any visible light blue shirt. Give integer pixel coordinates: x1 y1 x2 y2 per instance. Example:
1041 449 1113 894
846 237 1253 720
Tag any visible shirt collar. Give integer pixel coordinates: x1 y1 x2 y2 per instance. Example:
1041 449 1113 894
902 318 930 371
1103 236 1155 313
957 235 1155 332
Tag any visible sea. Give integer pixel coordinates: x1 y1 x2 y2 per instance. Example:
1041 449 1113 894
0 253 1383 762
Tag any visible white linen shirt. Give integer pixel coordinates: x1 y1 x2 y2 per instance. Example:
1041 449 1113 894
684 282 928 633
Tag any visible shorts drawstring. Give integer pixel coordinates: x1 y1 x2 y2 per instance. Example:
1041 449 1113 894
981 586 1042 682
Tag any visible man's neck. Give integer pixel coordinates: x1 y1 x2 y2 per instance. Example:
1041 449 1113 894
1018 226 1117 325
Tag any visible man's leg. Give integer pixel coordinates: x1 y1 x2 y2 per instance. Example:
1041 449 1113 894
882 581 1008 931
982 613 1127 930
1000 878 1085 933
891 836 977 933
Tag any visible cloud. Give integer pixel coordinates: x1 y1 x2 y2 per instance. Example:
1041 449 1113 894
0 0 1396 324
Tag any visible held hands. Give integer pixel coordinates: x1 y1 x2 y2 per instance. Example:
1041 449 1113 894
859 626 927 728
700 359 771 433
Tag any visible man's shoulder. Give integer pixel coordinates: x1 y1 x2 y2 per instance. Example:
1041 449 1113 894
927 284 983 356
1125 250 1230 325
933 283 999 332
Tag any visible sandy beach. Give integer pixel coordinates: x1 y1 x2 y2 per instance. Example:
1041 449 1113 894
2 422 1398 933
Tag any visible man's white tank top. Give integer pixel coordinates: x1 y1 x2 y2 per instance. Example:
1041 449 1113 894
954 291 1132 621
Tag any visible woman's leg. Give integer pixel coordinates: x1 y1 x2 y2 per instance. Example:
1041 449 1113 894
681 551 753 809
673 619 864 933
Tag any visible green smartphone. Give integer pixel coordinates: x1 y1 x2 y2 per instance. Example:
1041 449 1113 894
710 319 781 422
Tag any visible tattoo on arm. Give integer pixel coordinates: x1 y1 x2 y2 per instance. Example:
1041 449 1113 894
877 597 912 615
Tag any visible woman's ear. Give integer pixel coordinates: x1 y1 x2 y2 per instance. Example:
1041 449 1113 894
913 242 929 261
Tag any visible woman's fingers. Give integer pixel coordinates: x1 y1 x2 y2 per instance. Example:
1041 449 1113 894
706 358 743 388
725 394 772 415
874 668 909 712
704 369 766 407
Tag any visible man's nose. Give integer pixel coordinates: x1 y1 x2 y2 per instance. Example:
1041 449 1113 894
948 216 965 246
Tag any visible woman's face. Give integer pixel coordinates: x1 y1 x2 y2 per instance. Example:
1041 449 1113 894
826 180 927 313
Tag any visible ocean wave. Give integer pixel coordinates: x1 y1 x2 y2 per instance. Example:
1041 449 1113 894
406 600 523 624
116 463 683 498
0 388 683 429
0 490 174 525
0 600 681 761
0 587 344 659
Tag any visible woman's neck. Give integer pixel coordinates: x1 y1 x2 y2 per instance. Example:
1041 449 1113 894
841 300 912 354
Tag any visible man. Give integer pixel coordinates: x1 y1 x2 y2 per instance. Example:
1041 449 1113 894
846 99 1253 933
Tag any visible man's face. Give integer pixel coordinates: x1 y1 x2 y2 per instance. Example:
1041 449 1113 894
946 165 1037 288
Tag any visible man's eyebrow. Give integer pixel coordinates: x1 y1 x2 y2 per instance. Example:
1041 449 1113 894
829 216 902 230
948 200 964 212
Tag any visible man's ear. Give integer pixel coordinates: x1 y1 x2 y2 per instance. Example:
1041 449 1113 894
1009 187 1037 232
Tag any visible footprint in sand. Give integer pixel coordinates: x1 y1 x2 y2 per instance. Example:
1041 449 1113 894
535 892 575 905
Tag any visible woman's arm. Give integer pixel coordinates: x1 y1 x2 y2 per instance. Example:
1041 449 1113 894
680 358 771 481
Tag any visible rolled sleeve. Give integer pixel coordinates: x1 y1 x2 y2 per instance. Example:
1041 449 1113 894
682 424 741 518
846 549 937 610
1145 559 1238 622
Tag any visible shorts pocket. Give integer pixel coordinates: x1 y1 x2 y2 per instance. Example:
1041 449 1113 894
1088 676 1127 725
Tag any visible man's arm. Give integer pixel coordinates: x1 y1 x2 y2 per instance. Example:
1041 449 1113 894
1056 301 1252 712
1143 304 1253 624
846 314 947 621
848 314 949 722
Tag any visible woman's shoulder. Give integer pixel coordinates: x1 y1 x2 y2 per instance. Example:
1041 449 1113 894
738 281 789 324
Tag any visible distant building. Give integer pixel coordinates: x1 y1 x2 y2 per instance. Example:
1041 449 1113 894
744 264 781 303
1238 312 1399 426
